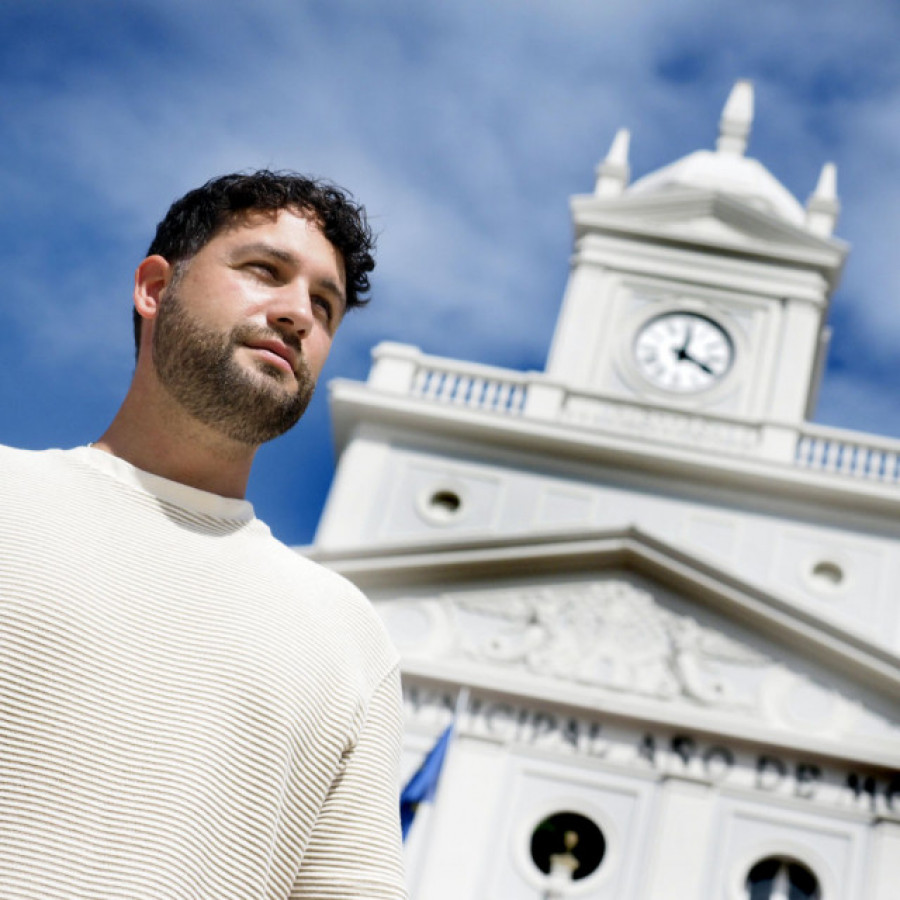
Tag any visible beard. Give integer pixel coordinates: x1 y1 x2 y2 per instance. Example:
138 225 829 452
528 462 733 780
151 286 316 446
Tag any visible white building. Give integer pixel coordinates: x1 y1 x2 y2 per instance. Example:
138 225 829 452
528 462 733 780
307 82 900 899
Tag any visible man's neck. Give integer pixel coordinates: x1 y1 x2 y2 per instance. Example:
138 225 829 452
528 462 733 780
95 379 257 500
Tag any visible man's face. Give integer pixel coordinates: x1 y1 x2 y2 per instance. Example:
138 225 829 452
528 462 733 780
150 208 346 446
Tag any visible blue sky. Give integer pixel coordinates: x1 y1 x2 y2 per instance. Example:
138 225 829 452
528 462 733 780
2 0 900 545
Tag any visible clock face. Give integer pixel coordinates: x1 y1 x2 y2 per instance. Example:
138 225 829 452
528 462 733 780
633 312 734 393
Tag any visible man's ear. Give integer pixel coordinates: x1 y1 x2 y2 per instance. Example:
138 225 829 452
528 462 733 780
134 255 173 323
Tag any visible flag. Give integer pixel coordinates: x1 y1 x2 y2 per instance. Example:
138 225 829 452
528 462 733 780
399 723 454 841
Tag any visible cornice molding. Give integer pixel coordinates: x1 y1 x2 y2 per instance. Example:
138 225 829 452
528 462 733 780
328 377 900 521
571 188 848 273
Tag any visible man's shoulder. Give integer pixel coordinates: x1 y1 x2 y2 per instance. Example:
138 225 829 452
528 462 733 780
263 536 376 611
0 445 106 495
258 537 399 663
0 443 70 476
0 442 48 462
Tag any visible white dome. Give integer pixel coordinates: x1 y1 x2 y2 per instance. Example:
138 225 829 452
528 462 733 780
627 148 806 226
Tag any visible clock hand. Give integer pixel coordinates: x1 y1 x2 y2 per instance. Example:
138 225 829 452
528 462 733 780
673 325 717 375
682 352 714 375
675 325 693 359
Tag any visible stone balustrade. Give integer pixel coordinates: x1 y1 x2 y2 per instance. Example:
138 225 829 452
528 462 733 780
795 427 900 485
366 343 900 487
410 364 527 414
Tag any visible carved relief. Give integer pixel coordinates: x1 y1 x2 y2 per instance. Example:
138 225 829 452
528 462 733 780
450 581 767 709
377 577 900 744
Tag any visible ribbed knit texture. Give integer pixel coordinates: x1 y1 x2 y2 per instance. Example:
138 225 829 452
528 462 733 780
0 445 407 899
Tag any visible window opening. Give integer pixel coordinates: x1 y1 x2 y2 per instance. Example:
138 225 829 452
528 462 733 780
745 857 820 900
810 560 843 587
428 490 461 515
530 810 605 884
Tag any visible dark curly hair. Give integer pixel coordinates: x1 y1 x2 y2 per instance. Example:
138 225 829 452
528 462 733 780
134 170 375 351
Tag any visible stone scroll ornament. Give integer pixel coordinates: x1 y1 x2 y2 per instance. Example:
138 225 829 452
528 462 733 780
451 581 768 708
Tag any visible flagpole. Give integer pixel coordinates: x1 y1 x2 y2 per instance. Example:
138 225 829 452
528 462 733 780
425 682 469 813
451 685 470 732
410 683 470 898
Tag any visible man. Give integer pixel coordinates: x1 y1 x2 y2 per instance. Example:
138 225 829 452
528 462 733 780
0 172 407 899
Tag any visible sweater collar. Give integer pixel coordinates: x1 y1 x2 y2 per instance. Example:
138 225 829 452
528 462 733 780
70 445 257 523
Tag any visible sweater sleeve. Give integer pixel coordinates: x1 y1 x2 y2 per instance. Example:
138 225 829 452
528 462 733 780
290 665 409 900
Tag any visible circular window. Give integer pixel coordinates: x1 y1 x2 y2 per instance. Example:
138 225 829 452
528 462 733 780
745 857 820 899
428 490 462 515
530 811 606 884
803 555 848 597
810 560 843 587
416 484 467 526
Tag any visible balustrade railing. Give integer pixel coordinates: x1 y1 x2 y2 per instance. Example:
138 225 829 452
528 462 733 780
409 363 527 414
795 429 900 485
370 345 900 490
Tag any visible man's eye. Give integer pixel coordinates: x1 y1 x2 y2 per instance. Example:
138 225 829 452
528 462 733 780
247 262 278 279
312 296 334 322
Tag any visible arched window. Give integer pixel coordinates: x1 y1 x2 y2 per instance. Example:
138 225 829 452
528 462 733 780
745 857 820 900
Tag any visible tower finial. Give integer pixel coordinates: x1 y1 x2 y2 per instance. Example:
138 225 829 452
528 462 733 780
594 128 631 197
806 162 840 237
716 80 754 156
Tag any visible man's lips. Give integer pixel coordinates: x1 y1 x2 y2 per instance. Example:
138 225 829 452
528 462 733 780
244 339 299 375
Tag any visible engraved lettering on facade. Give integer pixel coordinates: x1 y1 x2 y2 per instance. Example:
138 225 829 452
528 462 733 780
846 772 878 812
756 755 788 790
671 734 697 768
703 746 735 780
638 734 657 766
795 763 822 799
401 684 896 815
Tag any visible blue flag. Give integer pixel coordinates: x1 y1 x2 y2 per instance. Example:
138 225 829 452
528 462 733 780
399 723 454 841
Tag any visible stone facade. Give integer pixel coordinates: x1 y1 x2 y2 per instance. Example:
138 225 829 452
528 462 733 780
306 82 900 899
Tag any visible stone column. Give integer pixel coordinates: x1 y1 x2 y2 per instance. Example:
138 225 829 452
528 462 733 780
867 817 900 900
641 775 717 900
412 737 508 900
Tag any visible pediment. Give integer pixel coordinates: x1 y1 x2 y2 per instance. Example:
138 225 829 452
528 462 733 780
314 529 900 765
570 188 847 271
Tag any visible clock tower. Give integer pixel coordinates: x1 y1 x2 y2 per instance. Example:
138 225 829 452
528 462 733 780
309 81 900 900
546 80 846 423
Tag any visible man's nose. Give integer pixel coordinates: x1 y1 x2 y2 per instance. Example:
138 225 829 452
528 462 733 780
267 283 314 339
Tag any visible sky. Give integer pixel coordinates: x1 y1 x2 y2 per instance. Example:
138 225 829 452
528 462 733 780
2 0 900 546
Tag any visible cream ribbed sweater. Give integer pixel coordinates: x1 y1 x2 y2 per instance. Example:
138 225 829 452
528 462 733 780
0 445 407 899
